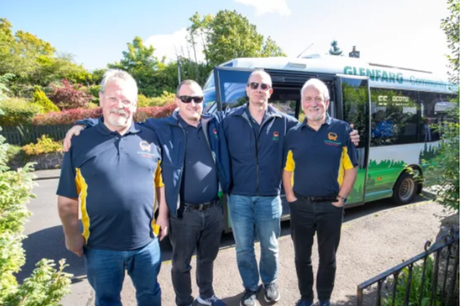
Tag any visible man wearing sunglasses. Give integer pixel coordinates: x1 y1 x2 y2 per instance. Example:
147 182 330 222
222 70 359 306
63 80 231 306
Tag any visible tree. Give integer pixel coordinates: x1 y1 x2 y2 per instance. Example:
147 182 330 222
0 74 72 305
441 0 459 86
109 36 175 96
0 18 91 96
426 0 459 212
188 10 286 67
329 40 343 56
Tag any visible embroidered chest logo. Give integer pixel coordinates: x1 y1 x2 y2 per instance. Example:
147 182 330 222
324 132 341 147
138 141 155 158
273 131 279 141
213 128 218 139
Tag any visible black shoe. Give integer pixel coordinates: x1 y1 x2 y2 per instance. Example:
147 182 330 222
240 289 258 306
294 299 315 306
264 282 280 303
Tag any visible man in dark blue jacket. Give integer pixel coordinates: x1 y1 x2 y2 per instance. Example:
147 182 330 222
64 80 230 306
222 70 359 306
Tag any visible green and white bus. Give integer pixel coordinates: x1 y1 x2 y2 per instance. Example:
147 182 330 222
201 54 457 229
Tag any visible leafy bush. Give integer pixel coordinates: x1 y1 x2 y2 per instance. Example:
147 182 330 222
0 98 41 126
85 102 99 109
32 103 177 125
134 103 177 122
426 104 459 212
48 79 93 110
88 85 101 103
22 135 63 155
32 108 103 125
32 89 60 113
0 75 72 305
137 92 174 107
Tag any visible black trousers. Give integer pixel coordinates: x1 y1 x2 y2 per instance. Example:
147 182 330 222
169 201 224 306
289 194 344 302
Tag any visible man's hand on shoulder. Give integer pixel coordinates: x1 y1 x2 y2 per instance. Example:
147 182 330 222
349 123 360 146
63 125 85 152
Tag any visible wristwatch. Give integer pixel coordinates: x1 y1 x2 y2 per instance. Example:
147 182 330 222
337 195 347 203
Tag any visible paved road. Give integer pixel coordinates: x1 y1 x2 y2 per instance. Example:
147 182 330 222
19 176 449 305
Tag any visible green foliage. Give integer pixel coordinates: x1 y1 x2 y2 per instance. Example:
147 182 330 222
382 256 441 306
109 36 171 97
441 0 459 86
426 106 459 212
0 76 72 305
0 18 91 96
329 40 343 56
188 10 286 68
0 74 14 101
0 98 41 126
88 84 101 104
137 92 175 107
21 135 63 156
32 89 59 113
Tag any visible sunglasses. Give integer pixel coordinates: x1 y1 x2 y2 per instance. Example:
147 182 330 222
177 95 204 103
247 82 271 91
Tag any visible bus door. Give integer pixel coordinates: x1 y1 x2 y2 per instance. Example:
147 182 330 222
336 75 371 206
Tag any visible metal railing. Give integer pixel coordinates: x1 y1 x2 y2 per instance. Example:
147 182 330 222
0 124 72 145
357 227 459 306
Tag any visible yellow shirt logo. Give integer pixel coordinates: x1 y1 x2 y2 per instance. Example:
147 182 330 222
328 132 338 141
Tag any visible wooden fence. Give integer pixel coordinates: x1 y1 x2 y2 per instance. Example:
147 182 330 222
0 125 72 145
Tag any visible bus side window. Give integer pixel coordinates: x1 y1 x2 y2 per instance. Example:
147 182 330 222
419 92 457 142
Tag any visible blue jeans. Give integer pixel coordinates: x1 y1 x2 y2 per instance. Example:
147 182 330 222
85 239 161 306
228 194 282 291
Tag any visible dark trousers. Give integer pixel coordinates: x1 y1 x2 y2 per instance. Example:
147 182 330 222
289 194 344 302
169 201 224 306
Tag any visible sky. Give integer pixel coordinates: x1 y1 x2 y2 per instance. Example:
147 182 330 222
0 0 452 77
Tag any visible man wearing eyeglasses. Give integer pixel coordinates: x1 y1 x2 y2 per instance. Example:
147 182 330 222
57 69 166 306
62 79 231 306
222 70 360 306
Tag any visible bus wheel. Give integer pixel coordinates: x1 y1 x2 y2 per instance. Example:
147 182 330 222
393 172 417 205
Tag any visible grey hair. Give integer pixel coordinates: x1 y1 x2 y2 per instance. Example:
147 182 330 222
301 78 330 101
247 69 272 86
100 69 138 96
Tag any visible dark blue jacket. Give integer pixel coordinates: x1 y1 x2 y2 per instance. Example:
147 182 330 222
222 104 298 196
77 111 231 217
144 110 231 216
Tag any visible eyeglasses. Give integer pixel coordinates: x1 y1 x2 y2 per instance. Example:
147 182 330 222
247 82 271 91
177 95 204 103
107 96 133 106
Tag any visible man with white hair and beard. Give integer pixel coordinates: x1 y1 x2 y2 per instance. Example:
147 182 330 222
57 69 168 306
283 78 358 306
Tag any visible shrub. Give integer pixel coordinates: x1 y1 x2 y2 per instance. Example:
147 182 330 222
134 103 177 122
32 108 103 125
32 103 176 125
137 92 175 107
0 98 41 126
85 102 99 109
0 76 71 305
88 85 101 104
22 135 63 155
32 89 60 113
48 79 93 110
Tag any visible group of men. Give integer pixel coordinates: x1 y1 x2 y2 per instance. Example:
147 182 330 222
57 68 359 306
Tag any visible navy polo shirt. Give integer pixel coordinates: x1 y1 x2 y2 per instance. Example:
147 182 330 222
178 115 218 204
57 120 163 251
284 116 358 197
245 107 268 136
